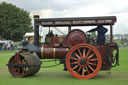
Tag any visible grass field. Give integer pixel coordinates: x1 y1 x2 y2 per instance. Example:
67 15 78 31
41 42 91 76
0 47 128 85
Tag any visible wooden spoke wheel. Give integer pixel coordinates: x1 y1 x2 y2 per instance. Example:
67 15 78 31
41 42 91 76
66 44 102 79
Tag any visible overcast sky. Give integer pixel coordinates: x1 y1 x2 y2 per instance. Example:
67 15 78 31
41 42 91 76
1 0 128 34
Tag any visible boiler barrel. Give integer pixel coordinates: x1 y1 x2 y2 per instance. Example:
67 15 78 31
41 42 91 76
40 46 69 59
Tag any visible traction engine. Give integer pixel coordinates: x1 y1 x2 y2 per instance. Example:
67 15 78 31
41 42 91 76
7 16 119 79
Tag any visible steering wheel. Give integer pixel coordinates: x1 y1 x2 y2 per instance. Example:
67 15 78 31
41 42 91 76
86 32 96 44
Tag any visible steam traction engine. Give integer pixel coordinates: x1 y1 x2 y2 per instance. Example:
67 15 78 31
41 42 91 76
7 16 119 79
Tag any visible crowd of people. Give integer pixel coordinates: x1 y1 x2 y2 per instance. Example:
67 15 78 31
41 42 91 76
0 40 15 51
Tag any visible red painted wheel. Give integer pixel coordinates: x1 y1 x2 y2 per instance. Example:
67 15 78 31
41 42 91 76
66 44 102 79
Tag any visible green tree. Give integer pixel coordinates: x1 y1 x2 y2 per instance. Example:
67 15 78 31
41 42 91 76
0 2 33 41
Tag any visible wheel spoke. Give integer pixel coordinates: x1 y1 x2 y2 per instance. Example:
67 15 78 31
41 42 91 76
15 52 20 64
78 48 82 57
88 65 95 72
89 58 98 61
16 68 20 75
72 65 79 70
74 52 80 59
86 49 91 57
71 61 79 64
77 66 82 73
82 67 85 76
88 62 97 66
22 67 25 75
70 56 78 60
83 48 85 57
19 57 21 64
85 66 90 74
21 58 26 75
88 53 95 59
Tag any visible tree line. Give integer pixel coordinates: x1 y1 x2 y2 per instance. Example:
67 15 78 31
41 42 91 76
0 2 33 41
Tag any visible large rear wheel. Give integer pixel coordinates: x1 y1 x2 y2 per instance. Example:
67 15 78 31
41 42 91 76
66 44 102 79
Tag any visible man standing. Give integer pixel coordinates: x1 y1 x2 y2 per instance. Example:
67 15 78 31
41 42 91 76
87 25 108 45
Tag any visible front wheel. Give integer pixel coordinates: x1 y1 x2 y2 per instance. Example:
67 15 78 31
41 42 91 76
8 51 41 77
66 44 102 79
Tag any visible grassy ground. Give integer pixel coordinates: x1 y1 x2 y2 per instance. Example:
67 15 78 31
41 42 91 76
0 47 128 85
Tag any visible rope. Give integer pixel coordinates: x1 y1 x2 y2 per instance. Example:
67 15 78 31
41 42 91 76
41 63 61 68
40 59 60 62
40 59 61 68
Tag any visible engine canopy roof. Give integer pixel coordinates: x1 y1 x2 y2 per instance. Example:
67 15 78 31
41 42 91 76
34 16 116 27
